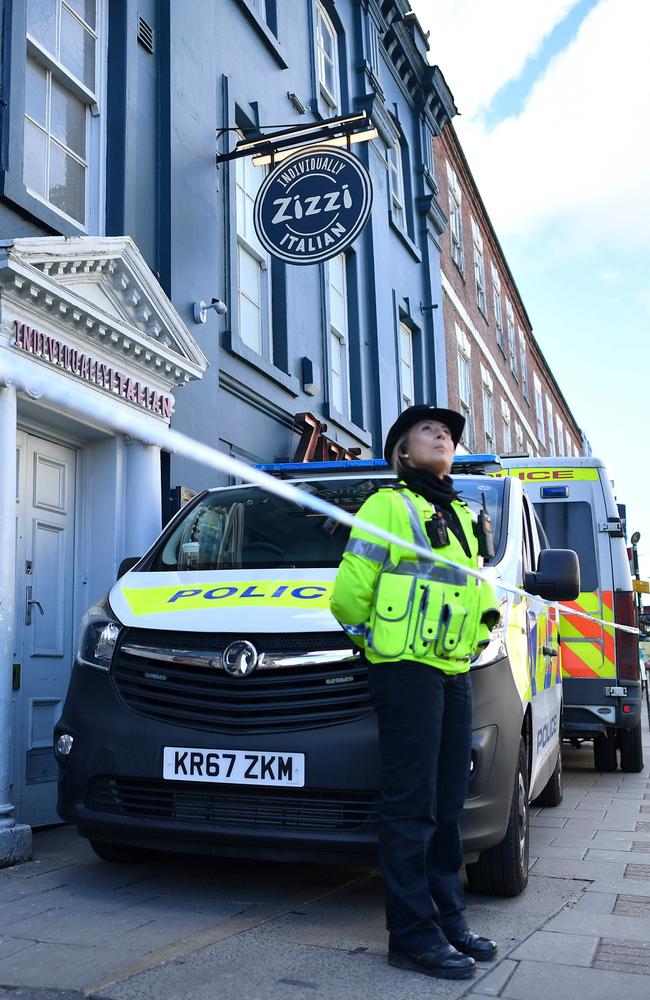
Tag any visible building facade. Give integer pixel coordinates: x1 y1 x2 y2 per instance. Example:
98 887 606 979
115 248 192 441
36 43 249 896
0 0 461 844
433 122 586 459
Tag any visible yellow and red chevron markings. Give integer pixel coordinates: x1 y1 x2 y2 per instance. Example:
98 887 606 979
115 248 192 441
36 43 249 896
559 590 616 679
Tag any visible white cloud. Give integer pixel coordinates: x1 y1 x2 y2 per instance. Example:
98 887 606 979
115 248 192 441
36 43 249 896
409 0 581 115
422 0 650 251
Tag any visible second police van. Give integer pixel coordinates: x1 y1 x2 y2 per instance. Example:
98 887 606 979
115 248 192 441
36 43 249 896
499 456 644 773
55 456 579 896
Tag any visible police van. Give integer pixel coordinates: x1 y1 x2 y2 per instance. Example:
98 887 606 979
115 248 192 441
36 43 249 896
55 456 579 896
499 456 644 773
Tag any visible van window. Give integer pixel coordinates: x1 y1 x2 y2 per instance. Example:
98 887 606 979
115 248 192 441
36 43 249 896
533 501 598 591
149 476 505 572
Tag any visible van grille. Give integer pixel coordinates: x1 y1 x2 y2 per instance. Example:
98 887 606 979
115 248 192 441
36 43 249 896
86 776 378 832
111 628 371 732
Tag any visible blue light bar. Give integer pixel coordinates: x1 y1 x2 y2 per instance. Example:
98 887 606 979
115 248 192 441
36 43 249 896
256 454 502 474
540 485 570 498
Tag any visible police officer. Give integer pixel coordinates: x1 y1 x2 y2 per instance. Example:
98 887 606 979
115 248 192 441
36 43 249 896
330 406 500 980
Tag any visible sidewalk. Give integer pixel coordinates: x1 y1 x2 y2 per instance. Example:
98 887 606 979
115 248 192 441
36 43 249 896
0 715 648 1000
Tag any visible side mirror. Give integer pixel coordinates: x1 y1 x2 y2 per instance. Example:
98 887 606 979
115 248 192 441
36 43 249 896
117 556 142 579
524 548 580 602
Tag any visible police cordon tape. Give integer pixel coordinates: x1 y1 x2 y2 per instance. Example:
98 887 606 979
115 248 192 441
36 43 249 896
0 350 638 636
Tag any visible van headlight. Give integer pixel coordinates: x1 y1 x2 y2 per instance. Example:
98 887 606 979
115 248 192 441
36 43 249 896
77 598 121 672
472 623 507 668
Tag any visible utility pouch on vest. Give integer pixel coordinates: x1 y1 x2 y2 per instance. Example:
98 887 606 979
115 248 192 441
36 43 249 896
434 601 469 658
412 583 445 659
369 573 416 658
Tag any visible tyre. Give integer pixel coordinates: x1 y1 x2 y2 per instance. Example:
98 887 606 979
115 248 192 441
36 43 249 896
619 723 644 773
466 736 529 897
593 730 617 771
533 744 563 807
89 839 156 864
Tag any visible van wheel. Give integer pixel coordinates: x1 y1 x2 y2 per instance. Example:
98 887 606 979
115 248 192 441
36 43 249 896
466 737 529 897
593 731 617 771
89 839 156 864
619 723 644 773
533 745 563 807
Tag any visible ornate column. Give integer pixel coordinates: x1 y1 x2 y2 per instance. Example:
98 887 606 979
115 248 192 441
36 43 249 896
0 383 32 865
123 438 162 559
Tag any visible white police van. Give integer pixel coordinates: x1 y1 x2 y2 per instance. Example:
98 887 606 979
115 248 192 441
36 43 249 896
55 456 578 896
500 456 644 772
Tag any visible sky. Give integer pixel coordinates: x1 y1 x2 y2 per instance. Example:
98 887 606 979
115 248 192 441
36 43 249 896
409 0 650 581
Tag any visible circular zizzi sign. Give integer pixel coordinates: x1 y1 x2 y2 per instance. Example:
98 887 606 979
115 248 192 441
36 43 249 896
253 144 373 265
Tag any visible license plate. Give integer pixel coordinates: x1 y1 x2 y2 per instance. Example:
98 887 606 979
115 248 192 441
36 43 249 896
163 746 305 787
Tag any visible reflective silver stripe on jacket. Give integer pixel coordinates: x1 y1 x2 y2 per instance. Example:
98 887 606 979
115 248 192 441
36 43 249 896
344 538 390 563
391 561 466 585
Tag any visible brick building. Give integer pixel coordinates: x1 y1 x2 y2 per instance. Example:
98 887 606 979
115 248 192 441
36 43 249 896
433 122 586 458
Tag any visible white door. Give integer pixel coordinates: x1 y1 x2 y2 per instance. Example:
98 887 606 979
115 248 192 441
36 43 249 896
14 431 77 827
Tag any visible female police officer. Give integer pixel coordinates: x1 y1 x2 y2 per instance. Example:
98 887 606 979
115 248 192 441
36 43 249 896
331 406 500 980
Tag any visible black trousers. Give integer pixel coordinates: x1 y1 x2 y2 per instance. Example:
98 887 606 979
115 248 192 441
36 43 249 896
369 661 473 953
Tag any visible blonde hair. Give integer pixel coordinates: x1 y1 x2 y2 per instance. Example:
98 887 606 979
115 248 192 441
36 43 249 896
390 430 411 476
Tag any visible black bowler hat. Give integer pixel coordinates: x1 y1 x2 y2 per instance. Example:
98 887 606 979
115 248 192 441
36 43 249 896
383 405 465 462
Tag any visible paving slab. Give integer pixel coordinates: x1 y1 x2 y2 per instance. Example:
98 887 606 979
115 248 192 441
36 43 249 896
529 815 567 828
529 857 626 880
569 891 617 914
0 943 146 992
467 959 518 996
509 929 599 966
586 847 650 864
544 909 650 942
500 959 650 1000
530 845 586 860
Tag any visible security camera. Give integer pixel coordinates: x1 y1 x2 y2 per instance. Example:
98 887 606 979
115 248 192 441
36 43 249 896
210 298 228 316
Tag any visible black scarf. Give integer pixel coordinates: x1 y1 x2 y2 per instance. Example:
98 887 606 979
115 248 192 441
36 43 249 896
398 467 471 557
398 467 460 510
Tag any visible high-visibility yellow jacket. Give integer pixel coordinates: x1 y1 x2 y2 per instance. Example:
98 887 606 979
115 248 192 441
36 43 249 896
330 486 500 674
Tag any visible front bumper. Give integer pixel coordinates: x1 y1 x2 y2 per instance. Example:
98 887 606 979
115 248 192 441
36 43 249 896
56 655 521 864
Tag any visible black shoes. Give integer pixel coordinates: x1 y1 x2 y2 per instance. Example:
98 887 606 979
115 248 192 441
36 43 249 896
388 941 476 979
448 930 498 962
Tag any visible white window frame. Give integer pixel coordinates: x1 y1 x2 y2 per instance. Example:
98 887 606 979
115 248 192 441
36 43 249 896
24 0 106 231
236 153 271 358
515 421 524 454
533 373 545 445
316 1 339 112
546 397 556 454
447 161 464 272
399 320 415 407
501 398 512 454
519 327 528 399
456 324 474 450
491 264 503 349
471 217 486 315
387 138 405 231
481 365 495 452
506 298 517 379
328 253 349 418
556 415 565 456
565 430 572 456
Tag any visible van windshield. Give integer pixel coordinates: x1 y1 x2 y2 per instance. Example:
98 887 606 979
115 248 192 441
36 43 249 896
149 475 505 572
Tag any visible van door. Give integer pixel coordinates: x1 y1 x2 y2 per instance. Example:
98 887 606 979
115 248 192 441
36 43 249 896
522 495 561 790
533 491 615 683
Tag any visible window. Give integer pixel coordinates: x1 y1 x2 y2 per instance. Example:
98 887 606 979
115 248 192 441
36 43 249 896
24 0 101 227
471 217 486 314
316 1 339 112
481 366 495 452
328 254 349 417
456 324 474 450
501 398 511 453
387 139 405 231
399 321 414 407
519 328 528 399
505 298 517 378
556 415 565 456
492 264 503 349
236 154 270 357
515 421 524 454
546 397 556 454
446 162 464 272
534 500 598 591
565 430 572 456
533 373 545 445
